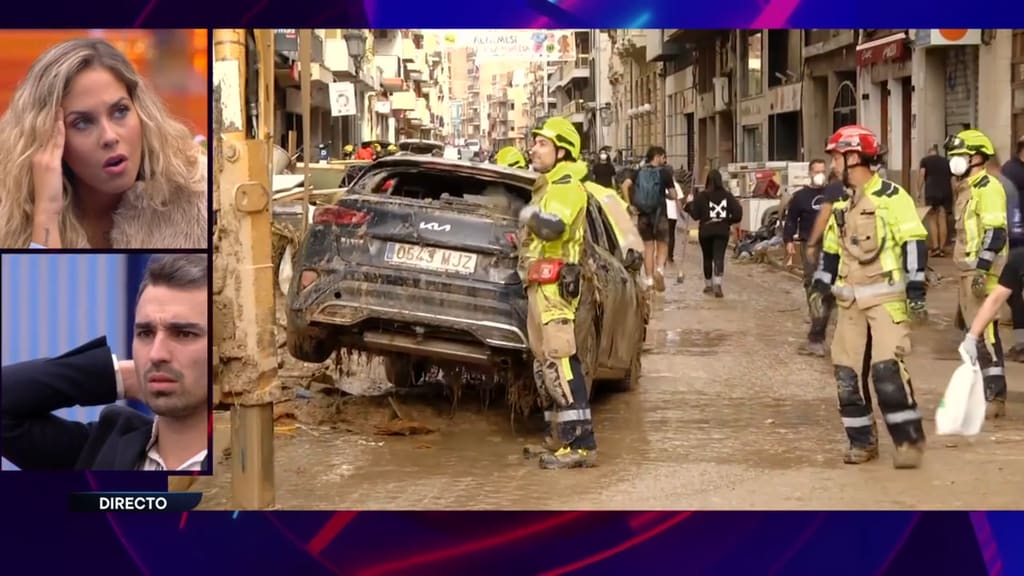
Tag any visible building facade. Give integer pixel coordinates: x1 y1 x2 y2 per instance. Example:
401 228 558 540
271 29 448 158
598 28 1020 195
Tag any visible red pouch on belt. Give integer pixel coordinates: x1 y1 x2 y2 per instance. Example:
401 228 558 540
527 259 564 284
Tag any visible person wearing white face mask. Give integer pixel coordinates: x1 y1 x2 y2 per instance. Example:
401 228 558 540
591 147 616 189
945 129 1010 419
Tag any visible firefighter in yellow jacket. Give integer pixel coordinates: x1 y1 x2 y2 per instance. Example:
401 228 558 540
946 129 1009 419
810 125 929 469
518 117 596 469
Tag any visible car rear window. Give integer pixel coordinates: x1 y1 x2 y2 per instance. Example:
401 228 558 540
357 168 532 216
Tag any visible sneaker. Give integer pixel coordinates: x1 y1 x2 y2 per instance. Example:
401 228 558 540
892 443 924 469
539 447 598 469
713 285 724 298
676 273 685 285
843 444 879 464
702 283 713 294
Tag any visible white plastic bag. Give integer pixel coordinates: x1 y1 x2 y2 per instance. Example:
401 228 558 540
934 349 987 436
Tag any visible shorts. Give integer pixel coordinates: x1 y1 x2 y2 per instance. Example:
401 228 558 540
637 213 670 243
925 194 952 211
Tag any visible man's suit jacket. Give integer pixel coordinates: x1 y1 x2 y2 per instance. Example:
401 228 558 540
1 336 205 471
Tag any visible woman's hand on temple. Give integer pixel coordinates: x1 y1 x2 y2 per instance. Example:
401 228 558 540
32 108 66 215
30 108 66 247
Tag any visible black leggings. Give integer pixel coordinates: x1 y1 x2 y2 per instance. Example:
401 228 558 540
699 234 729 279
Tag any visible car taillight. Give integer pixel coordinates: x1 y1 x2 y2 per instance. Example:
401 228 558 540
313 206 370 226
299 270 319 289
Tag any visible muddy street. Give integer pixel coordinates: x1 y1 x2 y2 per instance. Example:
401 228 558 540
195 245 1024 510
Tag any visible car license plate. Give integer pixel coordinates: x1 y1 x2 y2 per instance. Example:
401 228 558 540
384 242 478 274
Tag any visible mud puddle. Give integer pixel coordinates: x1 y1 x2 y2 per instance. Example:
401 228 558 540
644 328 728 355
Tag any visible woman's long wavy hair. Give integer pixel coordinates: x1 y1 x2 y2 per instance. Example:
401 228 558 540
0 38 203 248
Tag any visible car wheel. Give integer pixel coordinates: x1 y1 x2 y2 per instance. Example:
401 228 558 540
606 340 641 393
383 354 426 387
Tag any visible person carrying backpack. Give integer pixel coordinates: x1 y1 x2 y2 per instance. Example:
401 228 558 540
625 146 676 291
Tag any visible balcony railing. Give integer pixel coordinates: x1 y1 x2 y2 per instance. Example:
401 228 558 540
562 100 587 117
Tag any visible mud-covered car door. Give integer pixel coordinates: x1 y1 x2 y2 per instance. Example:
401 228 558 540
584 200 632 372
590 199 644 368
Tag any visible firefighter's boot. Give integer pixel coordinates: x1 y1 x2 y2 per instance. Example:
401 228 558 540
539 446 598 470
843 444 880 464
843 422 879 464
892 443 925 469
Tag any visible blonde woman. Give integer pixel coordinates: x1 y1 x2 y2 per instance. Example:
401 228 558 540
0 38 207 249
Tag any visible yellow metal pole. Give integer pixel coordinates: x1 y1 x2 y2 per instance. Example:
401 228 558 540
211 28 279 510
299 29 313 234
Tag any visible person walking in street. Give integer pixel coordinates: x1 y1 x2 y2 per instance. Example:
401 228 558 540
684 169 742 297
665 172 680 264
810 125 929 469
1001 135 1024 361
918 144 954 257
591 147 616 189
674 166 694 284
518 116 597 470
622 146 676 292
946 129 1010 419
961 246 1024 371
784 159 832 356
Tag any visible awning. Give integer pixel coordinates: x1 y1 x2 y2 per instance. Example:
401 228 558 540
856 32 909 67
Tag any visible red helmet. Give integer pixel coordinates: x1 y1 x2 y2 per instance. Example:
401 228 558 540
825 125 882 158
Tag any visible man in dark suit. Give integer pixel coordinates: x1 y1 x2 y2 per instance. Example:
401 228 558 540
1 254 209 471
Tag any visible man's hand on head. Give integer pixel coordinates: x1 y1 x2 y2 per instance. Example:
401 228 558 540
119 360 140 401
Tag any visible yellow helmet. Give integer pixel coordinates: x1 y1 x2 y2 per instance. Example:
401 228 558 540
387 144 398 152
945 129 995 157
531 116 581 160
343 144 354 153
372 142 381 151
495 146 528 169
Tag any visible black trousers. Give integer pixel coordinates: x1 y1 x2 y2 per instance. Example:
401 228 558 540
800 243 835 344
699 234 729 279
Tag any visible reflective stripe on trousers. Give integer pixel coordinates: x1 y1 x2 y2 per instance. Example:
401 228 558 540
833 280 906 302
883 408 922 425
543 408 593 423
841 415 875 428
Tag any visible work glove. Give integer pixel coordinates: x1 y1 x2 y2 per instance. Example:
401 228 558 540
958 333 980 366
810 278 831 297
908 298 929 324
518 205 538 227
971 271 988 299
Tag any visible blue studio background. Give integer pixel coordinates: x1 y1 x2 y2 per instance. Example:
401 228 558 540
1 253 154 471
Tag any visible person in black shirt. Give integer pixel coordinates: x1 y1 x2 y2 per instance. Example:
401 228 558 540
784 159 832 356
961 246 1024 415
684 169 742 297
1001 136 1024 361
918 145 954 257
591 147 616 189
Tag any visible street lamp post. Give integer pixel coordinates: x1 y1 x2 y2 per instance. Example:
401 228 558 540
344 30 367 144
